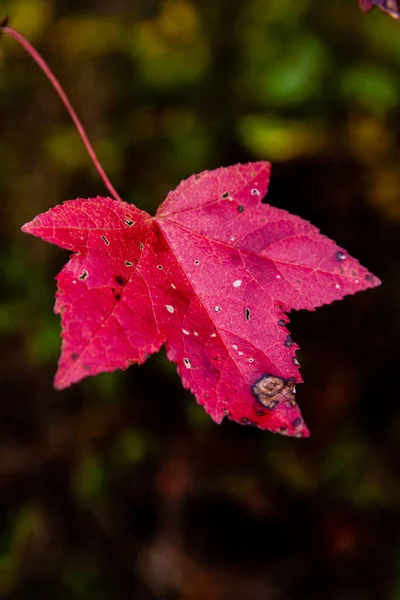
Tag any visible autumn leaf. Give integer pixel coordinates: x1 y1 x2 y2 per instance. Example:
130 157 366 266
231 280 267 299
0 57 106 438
358 0 400 19
22 162 380 438
2 23 380 437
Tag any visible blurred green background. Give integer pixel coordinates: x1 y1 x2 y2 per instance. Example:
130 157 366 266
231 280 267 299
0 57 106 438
0 0 399 598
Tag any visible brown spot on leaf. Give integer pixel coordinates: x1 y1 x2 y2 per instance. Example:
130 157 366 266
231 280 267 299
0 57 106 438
284 335 293 347
252 374 297 408
241 418 256 426
237 205 244 213
71 353 78 361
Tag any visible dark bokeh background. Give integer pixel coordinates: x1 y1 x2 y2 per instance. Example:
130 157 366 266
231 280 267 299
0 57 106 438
0 1 399 598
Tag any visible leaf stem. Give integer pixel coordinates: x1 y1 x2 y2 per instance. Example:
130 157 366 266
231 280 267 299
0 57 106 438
1 22 123 202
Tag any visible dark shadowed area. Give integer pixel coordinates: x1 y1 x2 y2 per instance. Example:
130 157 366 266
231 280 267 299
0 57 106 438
0 0 399 598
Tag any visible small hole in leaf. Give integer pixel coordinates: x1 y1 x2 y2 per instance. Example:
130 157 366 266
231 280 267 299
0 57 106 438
101 235 109 245
245 308 250 321
124 219 134 226
222 192 229 199
278 319 285 326
157 265 163 270
335 251 346 261
125 261 133 267
139 243 144 250
78 270 88 280
194 260 200 266
251 188 259 195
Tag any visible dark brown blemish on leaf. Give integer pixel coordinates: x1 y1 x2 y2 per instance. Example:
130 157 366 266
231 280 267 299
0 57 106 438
245 308 251 321
115 275 124 285
237 205 244 213
241 418 256 426
252 374 297 409
293 417 302 428
335 251 346 262
278 319 285 326
365 274 374 282
284 335 293 347
71 353 78 361
256 410 265 417
84 364 92 371
124 219 134 226
78 270 88 280
101 235 109 245
0 16 9 28
115 294 121 301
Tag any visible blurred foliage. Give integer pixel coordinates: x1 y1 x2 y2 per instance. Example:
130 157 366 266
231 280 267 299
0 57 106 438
0 0 399 598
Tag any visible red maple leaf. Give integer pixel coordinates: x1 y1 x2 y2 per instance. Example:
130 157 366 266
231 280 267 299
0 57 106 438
2 23 381 438
22 162 380 438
